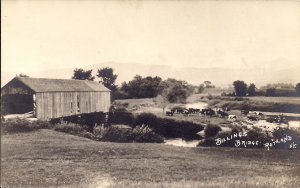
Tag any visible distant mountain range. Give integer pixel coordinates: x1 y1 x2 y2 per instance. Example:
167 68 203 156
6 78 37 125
2 60 299 88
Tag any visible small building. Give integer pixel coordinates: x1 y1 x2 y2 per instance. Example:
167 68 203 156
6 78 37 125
1 77 111 120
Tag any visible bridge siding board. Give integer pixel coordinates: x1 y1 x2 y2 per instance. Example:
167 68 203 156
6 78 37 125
35 91 110 120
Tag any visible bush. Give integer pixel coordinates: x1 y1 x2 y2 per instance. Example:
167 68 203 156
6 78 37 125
93 124 164 143
109 108 135 125
132 124 164 143
98 126 133 142
1 118 33 133
133 113 204 140
198 125 300 149
32 120 52 129
1 118 52 134
50 112 107 131
204 124 221 138
54 122 85 133
53 122 94 139
199 127 268 148
198 137 216 147
93 125 110 140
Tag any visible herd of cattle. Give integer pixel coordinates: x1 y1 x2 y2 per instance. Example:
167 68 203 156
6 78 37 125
166 106 265 121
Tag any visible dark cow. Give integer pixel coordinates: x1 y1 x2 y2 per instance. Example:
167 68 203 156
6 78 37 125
218 111 229 118
201 108 215 117
171 107 186 114
165 111 174 116
183 109 190 116
194 108 201 113
188 108 200 114
266 114 287 124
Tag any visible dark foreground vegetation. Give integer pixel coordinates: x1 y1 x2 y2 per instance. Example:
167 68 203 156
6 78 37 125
1 107 204 142
110 110 204 140
199 124 300 150
2 129 300 187
1 118 163 143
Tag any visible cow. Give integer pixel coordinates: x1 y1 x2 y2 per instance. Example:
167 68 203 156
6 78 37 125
266 116 287 124
188 108 195 114
201 108 215 117
166 111 174 116
171 107 186 114
213 108 223 113
187 108 200 114
194 108 201 113
228 115 237 120
218 111 229 118
253 111 264 116
183 109 190 117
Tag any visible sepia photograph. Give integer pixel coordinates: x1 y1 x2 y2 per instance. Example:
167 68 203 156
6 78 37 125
1 0 300 187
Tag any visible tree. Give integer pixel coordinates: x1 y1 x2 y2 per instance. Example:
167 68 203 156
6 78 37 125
266 88 276 97
296 83 300 97
247 83 256 96
198 84 205 93
72 68 95 81
157 78 193 103
233 80 248 97
119 75 162 98
97 67 118 100
97 67 118 89
155 93 169 112
167 84 189 103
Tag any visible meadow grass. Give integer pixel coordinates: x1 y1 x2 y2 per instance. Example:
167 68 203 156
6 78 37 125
2 129 299 188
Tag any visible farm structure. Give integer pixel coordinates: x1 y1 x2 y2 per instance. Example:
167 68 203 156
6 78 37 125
1 77 111 120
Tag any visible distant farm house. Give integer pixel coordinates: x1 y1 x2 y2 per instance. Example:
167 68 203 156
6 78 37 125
1 77 111 120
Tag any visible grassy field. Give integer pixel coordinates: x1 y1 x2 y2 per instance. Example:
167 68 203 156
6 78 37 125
2 129 300 188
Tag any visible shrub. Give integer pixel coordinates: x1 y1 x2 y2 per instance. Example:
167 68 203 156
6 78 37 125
133 113 204 140
197 137 216 147
271 127 300 149
99 126 133 142
132 124 164 143
50 112 107 131
32 120 52 129
198 125 299 149
245 127 269 144
204 124 221 138
81 131 95 139
109 108 135 125
53 122 95 139
93 124 164 143
1 118 33 133
1 118 52 133
93 125 110 140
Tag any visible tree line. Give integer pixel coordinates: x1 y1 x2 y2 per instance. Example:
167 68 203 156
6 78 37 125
71 68 195 103
231 80 300 97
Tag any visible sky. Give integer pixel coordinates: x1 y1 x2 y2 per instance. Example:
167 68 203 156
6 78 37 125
2 0 300 73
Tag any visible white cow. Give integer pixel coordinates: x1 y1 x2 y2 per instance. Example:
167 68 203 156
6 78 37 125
228 115 237 120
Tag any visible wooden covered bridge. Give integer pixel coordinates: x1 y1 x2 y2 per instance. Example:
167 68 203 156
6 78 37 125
1 77 111 120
